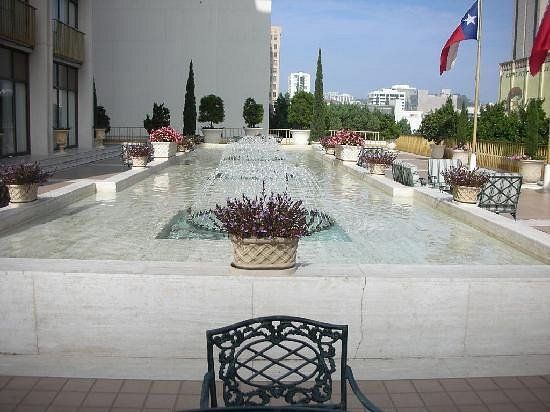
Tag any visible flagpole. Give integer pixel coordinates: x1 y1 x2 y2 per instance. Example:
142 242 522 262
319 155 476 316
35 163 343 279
470 0 483 170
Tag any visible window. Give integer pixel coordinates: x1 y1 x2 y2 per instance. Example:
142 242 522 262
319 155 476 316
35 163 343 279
53 0 78 28
274 44 278 50
53 62 78 149
0 46 29 157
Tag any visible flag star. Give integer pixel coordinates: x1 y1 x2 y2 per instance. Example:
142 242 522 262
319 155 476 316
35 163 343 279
463 13 477 25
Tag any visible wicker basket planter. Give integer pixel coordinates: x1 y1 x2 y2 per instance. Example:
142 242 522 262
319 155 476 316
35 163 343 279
7 183 39 203
519 159 544 183
151 141 177 159
367 163 386 175
335 145 361 162
131 156 149 168
452 185 481 204
230 236 299 270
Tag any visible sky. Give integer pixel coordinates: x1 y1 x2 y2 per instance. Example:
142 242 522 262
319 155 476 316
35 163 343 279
271 0 514 103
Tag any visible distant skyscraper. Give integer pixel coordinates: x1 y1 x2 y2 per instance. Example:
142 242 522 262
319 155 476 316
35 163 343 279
270 26 282 104
288 72 311 98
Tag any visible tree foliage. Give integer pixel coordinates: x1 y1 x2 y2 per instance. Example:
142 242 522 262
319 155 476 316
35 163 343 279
310 49 327 141
524 99 548 158
242 97 264 128
270 93 290 129
198 94 225 128
183 60 197 135
144 103 170 133
456 101 471 147
288 91 314 130
397 118 412 136
417 98 457 144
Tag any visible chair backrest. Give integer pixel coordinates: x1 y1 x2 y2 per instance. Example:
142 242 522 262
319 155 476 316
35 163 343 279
428 159 462 186
478 173 522 215
392 160 420 187
206 316 349 409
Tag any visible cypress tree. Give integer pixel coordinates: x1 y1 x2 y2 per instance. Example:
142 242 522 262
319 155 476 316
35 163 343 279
310 48 327 141
183 60 197 135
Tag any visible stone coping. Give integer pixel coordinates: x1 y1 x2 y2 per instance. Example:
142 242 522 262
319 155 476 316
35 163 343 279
314 148 550 265
0 153 185 233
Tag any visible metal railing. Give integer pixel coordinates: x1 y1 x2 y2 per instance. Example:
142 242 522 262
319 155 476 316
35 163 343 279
268 129 382 144
0 0 35 48
53 19 84 63
104 127 149 144
328 130 381 140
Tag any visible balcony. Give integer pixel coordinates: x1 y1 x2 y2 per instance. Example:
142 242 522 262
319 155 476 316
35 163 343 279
0 0 36 48
53 19 84 64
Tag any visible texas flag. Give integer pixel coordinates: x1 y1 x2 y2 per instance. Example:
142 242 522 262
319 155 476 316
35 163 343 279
440 1 479 75
529 3 550 76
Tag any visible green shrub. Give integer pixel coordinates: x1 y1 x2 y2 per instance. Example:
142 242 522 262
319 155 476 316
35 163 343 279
288 91 314 130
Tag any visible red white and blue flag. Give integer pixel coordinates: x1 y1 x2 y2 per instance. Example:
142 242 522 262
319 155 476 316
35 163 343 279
529 3 550 75
440 1 479 75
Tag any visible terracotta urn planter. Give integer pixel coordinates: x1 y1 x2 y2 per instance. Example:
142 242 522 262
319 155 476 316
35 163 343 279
452 185 481 204
230 236 299 270
519 159 544 183
367 163 387 175
244 127 263 137
95 128 106 148
451 149 469 165
430 143 445 159
131 156 149 168
151 141 177 159
202 128 223 144
291 129 310 145
335 144 361 162
54 128 69 153
6 183 39 203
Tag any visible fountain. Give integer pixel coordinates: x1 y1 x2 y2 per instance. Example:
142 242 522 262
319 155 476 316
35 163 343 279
186 136 334 235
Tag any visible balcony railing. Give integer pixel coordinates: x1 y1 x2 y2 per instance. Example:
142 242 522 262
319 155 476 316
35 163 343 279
53 19 84 64
0 0 35 48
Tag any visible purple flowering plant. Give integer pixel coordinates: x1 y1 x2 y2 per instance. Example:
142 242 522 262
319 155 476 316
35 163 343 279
443 167 489 188
358 151 398 166
127 144 153 157
0 162 51 185
213 191 308 239
333 129 364 146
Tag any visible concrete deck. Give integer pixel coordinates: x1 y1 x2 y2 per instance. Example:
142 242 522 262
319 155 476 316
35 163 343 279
0 375 549 412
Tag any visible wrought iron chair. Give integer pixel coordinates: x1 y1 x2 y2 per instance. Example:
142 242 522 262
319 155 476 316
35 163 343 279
478 172 523 220
200 316 381 411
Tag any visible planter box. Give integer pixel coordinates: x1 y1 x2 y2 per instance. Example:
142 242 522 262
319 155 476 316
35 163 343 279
291 130 310 145
519 159 544 183
367 163 387 175
202 128 223 144
151 141 176 159
244 127 263 137
451 149 469 166
430 143 445 159
7 183 39 203
231 236 298 270
131 156 149 168
335 144 361 162
452 185 481 204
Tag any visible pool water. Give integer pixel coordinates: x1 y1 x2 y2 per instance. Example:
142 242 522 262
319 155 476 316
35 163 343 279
0 148 542 265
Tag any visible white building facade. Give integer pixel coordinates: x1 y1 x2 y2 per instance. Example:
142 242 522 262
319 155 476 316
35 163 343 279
417 89 458 113
368 88 407 110
93 0 271 132
288 72 311 98
270 26 282 105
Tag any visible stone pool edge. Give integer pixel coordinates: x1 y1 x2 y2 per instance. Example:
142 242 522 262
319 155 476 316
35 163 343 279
313 148 550 264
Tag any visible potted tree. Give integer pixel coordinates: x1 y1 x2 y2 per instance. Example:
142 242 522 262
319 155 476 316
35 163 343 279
144 103 171 133
127 144 152 168
442 167 489 204
358 151 398 175
288 91 314 145
0 162 51 203
452 101 471 164
243 97 264 136
149 127 182 159
199 94 225 143
214 192 308 270
94 106 111 149
333 129 364 162
519 99 546 183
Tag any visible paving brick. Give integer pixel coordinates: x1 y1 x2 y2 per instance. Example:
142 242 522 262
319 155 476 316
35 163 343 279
0 390 31 405
493 377 525 389
32 379 66 393
504 389 540 403
0 377 12 390
178 381 202 395
440 379 472 392
419 392 454 406
143 394 177 409
412 380 444 393
21 391 57 406
385 380 417 394
518 377 550 389
119 380 151 394
466 378 499 391
51 392 86 407
358 380 388 394
447 391 483 406
487 404 520 412
14 406 47 412
456 406 490 412
5 378 39 391
531 387 550 403
89 380 123 393
112 393 146 409
514 402 550 412
175 394 200 411
428 406 459 412
390 392 424 408
81 392 117 408
149 381 181 394
61 380 94 393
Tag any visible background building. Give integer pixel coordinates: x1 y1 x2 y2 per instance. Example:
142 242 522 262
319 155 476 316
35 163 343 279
417 89 458 113
1 0 94 158
288 72 310 98
368 88 407 110
325 91 356 104
93 0 271 132
270 26 282 105
499 0 550 113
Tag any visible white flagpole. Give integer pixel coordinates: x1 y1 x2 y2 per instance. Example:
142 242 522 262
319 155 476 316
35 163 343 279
470 0 483 170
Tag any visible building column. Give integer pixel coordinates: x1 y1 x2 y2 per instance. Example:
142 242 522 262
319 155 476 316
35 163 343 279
28 0 53 156
77 0 93 150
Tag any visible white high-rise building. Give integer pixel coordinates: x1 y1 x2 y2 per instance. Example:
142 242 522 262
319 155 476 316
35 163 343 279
368 88 407 110
325 92 354 104
288 72 311 98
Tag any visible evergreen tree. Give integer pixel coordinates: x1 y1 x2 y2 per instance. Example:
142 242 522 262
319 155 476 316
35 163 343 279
271 93 289 129
456 101 471 147
310 49 327 141
524 99 547 158
288 91 314 130
396 118 412 136
183 60 197 136
144 103 171 133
